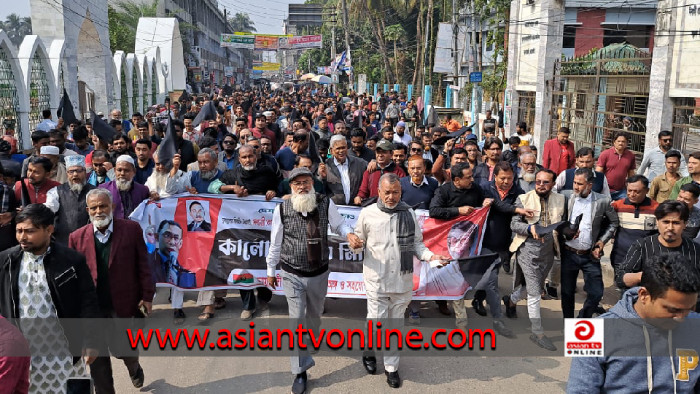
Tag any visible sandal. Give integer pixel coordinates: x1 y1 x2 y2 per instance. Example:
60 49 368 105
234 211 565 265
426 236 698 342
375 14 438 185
198 312 215 321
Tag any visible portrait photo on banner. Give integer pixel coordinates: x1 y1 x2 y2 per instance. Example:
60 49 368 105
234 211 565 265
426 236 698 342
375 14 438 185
187 200 211 232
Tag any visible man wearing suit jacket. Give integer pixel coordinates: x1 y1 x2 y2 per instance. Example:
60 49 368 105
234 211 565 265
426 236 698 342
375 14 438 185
319 135 367 206
187 201 211 232
559 168 619 319
68 188 154 392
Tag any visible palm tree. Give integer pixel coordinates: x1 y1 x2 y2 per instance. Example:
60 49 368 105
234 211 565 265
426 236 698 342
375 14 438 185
384 24 404 84
108 0 159 53
228 13 256 33
349 0 395 84
0 13 32 46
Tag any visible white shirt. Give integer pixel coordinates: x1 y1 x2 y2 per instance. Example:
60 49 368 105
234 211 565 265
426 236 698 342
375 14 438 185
334 157 352 204
554 168 611 198
393 133 412 147
566 193 593 250
43 186 61 213
266 199 353 276
36 119 57 132
410 176 429 187
93 220 114 244
352 204 434 294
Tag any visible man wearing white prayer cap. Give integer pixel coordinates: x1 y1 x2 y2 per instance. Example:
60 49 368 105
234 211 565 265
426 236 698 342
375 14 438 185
39 145 67 184
45 155 98 244
98 155 150 219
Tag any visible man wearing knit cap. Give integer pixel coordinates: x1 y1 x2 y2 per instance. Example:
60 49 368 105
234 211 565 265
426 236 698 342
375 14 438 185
98 155 150 219
39 145 67 184
392 121 411 147
266 167 354 394
45 155 96 244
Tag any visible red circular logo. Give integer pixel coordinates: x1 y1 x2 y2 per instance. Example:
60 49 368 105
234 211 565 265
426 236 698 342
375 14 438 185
574 320 595 341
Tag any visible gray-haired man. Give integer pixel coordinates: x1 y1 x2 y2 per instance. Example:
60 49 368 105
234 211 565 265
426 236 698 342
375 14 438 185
266 167 354 394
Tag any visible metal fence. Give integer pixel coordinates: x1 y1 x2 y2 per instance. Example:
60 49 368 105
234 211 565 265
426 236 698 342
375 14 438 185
550 43 651 160
0 48 21 148
28 53 51 133
516 90 536 130
672 97 700 157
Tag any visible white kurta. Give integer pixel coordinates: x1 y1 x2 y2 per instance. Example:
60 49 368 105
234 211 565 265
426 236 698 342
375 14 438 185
353 204 434 294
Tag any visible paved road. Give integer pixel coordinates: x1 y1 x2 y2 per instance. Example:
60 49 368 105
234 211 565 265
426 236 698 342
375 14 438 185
112 251 621 393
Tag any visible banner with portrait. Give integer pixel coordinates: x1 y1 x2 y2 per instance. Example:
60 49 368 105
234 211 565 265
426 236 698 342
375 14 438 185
130 195 490 300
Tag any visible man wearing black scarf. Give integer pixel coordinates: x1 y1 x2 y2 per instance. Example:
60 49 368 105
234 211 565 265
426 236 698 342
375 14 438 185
348 173 449 388
212 145 280 199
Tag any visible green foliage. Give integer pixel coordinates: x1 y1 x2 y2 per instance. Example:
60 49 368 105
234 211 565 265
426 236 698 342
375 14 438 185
108 0 159 53
228 13 256 33
0 14 32 46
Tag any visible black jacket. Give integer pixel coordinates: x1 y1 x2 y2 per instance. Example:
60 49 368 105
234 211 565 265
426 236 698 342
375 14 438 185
0 243 101 357
483 181 525 252
429 182 484 220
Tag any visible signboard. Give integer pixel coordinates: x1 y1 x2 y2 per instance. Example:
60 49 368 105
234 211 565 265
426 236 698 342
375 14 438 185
254 35 280 50
253 62 281 71
224 66 234 77
283 35 323 49
469 72 483 83
220 34 255 49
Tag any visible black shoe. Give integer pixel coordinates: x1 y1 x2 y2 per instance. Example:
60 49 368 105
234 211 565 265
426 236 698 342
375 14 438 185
214 297 227 310
437 301 452 316
594 306 607 315
493 319 516 339
471 298 487 316
530 333 557 351
503 259 511 274
130 365 144 388
546 284 558 299
503 296 517 319
173 309 186 325
385 370 401 388
291 371 307 394
362 356 377 375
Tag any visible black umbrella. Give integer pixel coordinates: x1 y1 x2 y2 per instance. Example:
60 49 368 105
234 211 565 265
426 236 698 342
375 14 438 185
456 253 500 288
192 101 218 127
57 88 77 125
90 110 116 143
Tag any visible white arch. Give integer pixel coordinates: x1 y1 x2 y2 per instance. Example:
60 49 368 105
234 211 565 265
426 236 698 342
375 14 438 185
18 35 58 132
135 18 186 92
48 39 67 94
113 51 126 113
138 54 150 109
126 53 142 115
0 30 30 149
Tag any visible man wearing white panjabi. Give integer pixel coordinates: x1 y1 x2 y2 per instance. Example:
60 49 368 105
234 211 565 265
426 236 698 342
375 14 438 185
347 173 449 389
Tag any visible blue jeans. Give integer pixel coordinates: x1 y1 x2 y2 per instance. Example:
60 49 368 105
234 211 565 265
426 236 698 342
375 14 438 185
610 189 627 201
560 249 603 318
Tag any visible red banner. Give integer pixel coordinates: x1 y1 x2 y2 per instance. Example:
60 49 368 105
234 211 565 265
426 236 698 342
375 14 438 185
421 207 490 260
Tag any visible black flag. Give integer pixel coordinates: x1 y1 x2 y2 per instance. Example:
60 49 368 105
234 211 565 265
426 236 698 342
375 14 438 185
57 89 77 125
158 113 178 170
192 101 218 127
178 90 190 103
90 110 116 143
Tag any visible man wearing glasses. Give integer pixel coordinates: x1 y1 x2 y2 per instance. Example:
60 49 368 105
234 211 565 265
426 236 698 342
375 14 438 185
638 130 688 182
503 169 565 351
555 147 611 197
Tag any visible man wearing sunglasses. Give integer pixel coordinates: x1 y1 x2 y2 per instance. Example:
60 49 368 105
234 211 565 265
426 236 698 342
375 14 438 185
638 130 688 182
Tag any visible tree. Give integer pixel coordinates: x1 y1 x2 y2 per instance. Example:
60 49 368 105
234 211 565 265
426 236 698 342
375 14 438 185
384 24 404 84
108 0 159 53
228 13 256 33
0 14 32 46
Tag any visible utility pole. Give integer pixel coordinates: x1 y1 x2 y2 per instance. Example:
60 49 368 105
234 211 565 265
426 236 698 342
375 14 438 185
452 0 459 92
340 0 352 86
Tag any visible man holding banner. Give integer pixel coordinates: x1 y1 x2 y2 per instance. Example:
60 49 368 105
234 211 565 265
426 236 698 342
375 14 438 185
266 167 354 394
348 173 449 389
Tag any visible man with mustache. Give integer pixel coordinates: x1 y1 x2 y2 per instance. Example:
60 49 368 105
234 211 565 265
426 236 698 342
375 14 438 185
617 201 700 294
44 155 96 244
187 201 210 232
266 167 354 394
175 148 223 194
68 188 154 392
144 152 185 200
348 173 449 388
98 155 149 220
503 169 565 351
555 147 611 197
13 156 61 204
517 152 538 193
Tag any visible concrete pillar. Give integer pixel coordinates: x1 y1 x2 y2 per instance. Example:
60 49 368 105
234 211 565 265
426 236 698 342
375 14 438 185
645 0 674 151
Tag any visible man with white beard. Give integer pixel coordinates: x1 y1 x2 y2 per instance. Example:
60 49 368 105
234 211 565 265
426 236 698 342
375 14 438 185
517 152 538 193
44 155 96 244
173 148 223 194
348 173 450 388
266 167 354 394
68 188 154 392
145 152 185 200
99 155 150 219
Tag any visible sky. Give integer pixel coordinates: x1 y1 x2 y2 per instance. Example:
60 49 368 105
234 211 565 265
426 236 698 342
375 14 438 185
1 0 305 35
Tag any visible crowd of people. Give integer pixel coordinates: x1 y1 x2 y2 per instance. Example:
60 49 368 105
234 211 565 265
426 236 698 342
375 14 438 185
0 85 699 393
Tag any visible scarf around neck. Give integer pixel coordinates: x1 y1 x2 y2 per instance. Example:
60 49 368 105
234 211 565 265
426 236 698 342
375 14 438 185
376 199 415 274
